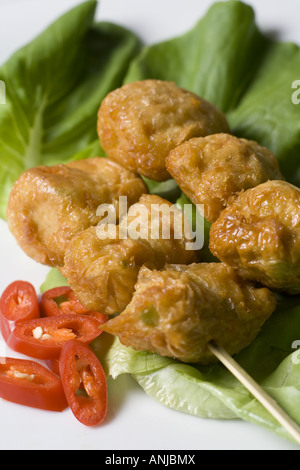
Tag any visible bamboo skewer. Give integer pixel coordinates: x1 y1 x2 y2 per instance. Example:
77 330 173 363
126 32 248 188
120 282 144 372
208 341 300 446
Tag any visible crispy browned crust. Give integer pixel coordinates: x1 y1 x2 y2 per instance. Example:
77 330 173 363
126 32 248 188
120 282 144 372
97 80 230 181
61 194 197 315
7 157 147 267
102 263 276 364
166 133 283 223
209 180 300 293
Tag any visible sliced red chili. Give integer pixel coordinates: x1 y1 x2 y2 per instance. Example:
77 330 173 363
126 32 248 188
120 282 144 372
59 340 107 426
46 359 60 376
0 281 40 343
40 287 87 317
0 357 68 411
40 287 108 325
7 315 103 360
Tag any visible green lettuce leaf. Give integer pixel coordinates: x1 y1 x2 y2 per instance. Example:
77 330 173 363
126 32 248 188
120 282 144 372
125 0 268 112
228 41 300 185
91 333 173 378
125 0 300 184
176 192 218 262
142 177 181 203
0 0 141 219
40 268 69 294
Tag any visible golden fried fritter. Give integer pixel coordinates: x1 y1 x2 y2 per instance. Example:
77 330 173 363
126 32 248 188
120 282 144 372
166 134 283 223
61 227 158 316
209 180 300 293
102 263 276 364
97 80 230 181
122 194 197 259
61 194 196 315
7 157 147 267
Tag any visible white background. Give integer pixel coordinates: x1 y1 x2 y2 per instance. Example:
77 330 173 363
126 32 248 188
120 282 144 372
0 0 299 450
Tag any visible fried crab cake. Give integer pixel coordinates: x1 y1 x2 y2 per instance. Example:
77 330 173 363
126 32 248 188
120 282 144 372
61 194 196 315
166 134 283 223
209 180 300 294
97 80 230 181
101 263 276 364
7 157 147 267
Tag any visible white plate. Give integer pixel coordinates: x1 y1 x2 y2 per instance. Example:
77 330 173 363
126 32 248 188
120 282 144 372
0 0 299 451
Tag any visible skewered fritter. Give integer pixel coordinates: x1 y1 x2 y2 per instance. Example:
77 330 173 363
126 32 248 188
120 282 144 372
61 194 197 315
97 80 230 182
7 157 147 267
166 134 283 223
5 79 292 368
209 180 300 294
101 263 277 364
